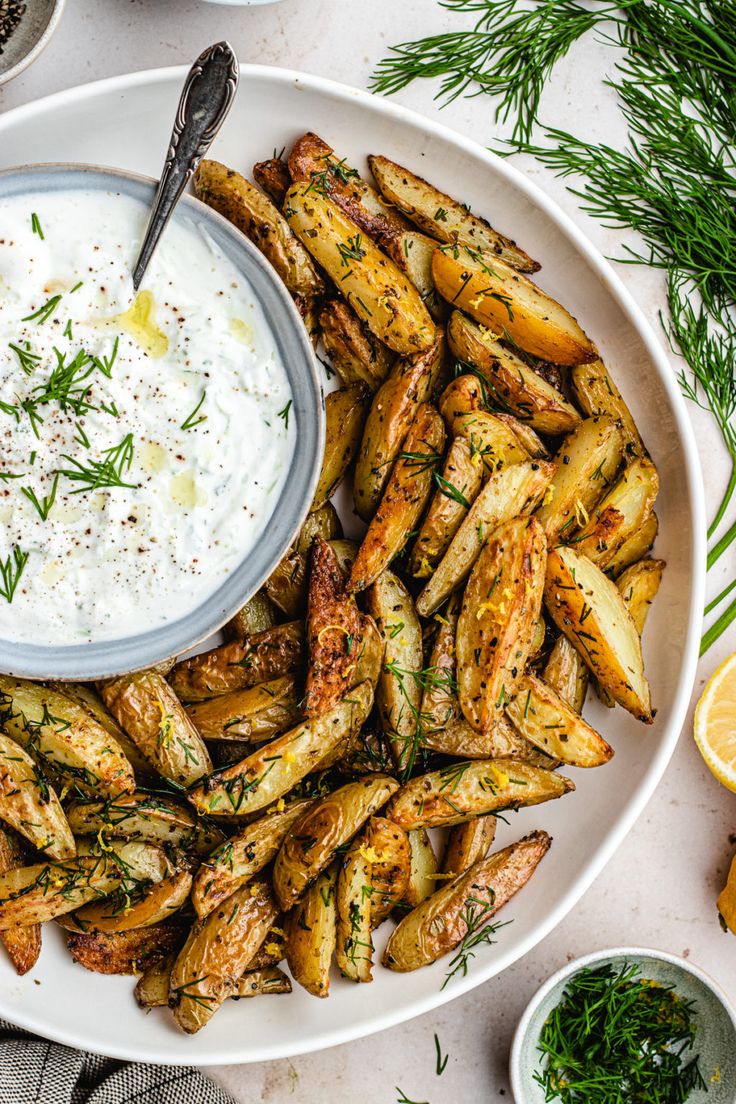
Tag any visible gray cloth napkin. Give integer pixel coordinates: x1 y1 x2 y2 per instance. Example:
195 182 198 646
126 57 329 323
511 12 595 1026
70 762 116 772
0 1020 238 1104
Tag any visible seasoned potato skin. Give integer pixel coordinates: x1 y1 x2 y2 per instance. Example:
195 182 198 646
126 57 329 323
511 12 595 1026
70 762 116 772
617 558 665 634
409 434 484 578
0 854 123 929
442 817 497 880
265 550 308 618
66 792 221 855
320 298 394 391
335 838 374 982
273 775 399 909
384 758 574 830
185 676 301 743
383 831 551 972
535 417 623 543
457 516 547 736
506 673 613 767
0 734 74 860
543 634 589 715
607 513 658 577
571 360 645 458
168 621 304 701
0 829 41 974
49 681 152 778
312 384 371 510
305 537 363 716
67 922 184 976
573 458 659 568
252 156 291 206
285 864 337 998
72 871 193 933
364 816 411 926
405 828 439 907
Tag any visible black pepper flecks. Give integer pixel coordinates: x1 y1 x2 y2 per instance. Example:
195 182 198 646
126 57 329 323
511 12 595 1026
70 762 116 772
0 0 25 54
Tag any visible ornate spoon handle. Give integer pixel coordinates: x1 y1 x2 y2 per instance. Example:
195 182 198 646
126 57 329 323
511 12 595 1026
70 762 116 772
132 41 239 290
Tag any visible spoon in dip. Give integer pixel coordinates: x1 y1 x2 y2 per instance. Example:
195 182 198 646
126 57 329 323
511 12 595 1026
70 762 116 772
132 41 239 290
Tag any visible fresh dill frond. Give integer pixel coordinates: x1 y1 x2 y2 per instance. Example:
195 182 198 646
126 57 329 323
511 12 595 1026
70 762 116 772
0 545 29 603
441 892 509 989
181 390 207 431
21 473 59 521
58 433 137 495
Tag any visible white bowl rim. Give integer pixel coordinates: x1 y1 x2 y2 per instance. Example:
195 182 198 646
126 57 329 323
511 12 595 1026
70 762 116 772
509 944 736 1100
0 62 707 1064
0 0 67 87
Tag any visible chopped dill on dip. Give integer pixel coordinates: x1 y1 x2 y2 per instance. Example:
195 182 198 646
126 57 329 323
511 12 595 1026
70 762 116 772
0 189 295 644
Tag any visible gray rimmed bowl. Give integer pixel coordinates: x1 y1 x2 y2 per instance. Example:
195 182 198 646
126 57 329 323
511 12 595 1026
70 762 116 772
0 0 66 87
510 946 736 1103
0 163 324 680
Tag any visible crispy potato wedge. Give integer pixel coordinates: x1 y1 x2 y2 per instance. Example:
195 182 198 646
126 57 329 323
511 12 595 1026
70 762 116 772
135 953 290 1007
421 593 462 735
405 828 439 908
0 828 41 974
168 621 304 702
506 673 613 767
189 681 374 817
571 360 645 458
442 816 497 880
185 677 301 743
0 854 123 929
194 160 324 298
252 156 291 207
66 793 222 855
572 458 659 568
366 570 423 774
72 870 193 933
134 949 178 1008
74 838 172 884
306 537 363 717
67 923 184 976
48 681 152 779
447 311 582 434
364 816 411 926
607 513 658 577
543 634 589 714
353 331 446 520
191 799 314 919
383 831 551 972
425 712 555 766
409 435 484 578
265 549 308 618
450 410 529 472
98 671 210 787
496 412 549 460
439 374 487 423
336 837 374 982
320 298 394 390
223 591 277 641
416 459 555 617
289 133 410 241
297 501 344 552
170 879 279 1033
544 545 652 722
273 775 399 909
349 403 446 592
535 417 624 543
312 384 371 510
385 759 573 831
285 184 435 354
381 229 447 321
232 965 292 1000
617 558 665 634
457 516 547 734
0 678 135 798
432 245 597 365
285 864 337 998
0 734 74 860
368 155 538 273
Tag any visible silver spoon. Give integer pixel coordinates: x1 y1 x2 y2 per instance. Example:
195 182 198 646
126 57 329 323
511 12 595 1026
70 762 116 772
132 41 239 291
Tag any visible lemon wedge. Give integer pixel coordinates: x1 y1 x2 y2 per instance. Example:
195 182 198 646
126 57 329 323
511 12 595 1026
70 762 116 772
694 652 736 792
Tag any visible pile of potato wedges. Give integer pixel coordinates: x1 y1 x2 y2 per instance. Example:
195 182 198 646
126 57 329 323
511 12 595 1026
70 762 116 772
0 133 664 1033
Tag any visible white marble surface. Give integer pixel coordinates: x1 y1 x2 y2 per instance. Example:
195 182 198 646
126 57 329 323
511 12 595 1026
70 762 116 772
2 2 735 1100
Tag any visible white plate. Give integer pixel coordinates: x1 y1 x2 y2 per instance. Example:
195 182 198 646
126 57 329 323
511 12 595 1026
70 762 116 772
0 65 706 1065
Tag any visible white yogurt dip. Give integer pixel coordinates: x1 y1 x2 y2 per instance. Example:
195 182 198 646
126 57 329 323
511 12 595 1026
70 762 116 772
0 189 295 645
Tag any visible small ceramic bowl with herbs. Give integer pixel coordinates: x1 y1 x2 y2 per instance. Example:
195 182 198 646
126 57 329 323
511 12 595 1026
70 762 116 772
0 0 65 87
510 947 736 1103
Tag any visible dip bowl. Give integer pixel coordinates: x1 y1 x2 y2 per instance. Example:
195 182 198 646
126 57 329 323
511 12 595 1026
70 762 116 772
0 163 323 680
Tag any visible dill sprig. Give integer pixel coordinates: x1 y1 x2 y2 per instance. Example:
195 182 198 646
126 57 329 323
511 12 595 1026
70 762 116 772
441 892 509 989
58 433 137 495
0 545 29 603
535 961 707 1102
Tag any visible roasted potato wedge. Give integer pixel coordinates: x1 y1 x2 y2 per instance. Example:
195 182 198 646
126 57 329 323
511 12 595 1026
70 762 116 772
0 853 123 929
306 537 363 716
506 673 613 767
432 245 597 365
48 681 152 779
368 155 538 273
253 156 291 206
194 159 324 298
544 545 652 722
442 816 497 880
188 681 374 817
169 879 279 1033
273 774 399 909
383 831 551 972
0 678 135 798
285 864 337 998
66 793 221 855
168 621 304 702
98 670 210 787
416 459 555 616
447 311 581 434
296 501 344 552
0 734 74 860
450 410 529 471
135 954 289 1007
385 759 574 831
457 516 547 735
381 229 448 321
535 417 624 543
349 403 446 592
366 569 423 774
264 549 308 619
336 837 374 982
0 828 41 974
71 870 193 933
320 298 394 390
409 434 484 578
617 558 665 634
496 412 549 460
421 593 462 735
363 816 411 926
607 513 658 577
191 799 314 919
572 458 659 568
134 949 178 1008
543 634 589 714
424 712 555 766
312 384 370 510
67 922 183 976
439 373 487 423
571 360 645 458
353 330 446 520
232 965 292 1000
185 676 301 743
223 591 277 641
405 828 439 908
285 184 435 354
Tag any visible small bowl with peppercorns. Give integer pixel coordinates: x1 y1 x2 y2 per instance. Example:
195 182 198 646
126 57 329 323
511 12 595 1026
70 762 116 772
0 0 65 87
510 947 736 1103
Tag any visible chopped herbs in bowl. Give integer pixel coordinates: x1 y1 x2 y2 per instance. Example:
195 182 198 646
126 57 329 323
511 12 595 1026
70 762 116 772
510 948 736 1104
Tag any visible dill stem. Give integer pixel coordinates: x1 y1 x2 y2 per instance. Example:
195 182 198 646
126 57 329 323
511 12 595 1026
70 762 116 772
708 462 736 540
705 575 736 617
701 591 736 655
657 0 736 70
707 514 736 570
